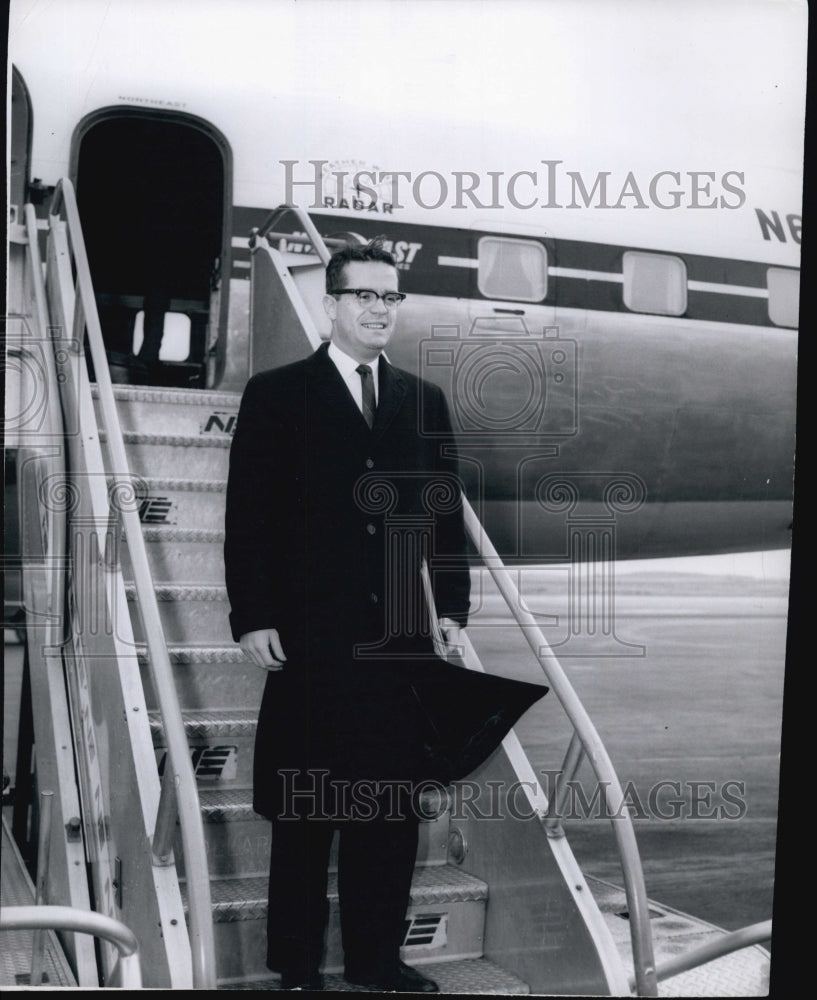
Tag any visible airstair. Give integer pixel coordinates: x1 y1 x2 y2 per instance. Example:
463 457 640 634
3 180 772 992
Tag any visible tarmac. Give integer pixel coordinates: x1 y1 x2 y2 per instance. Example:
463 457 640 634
465 548 790 933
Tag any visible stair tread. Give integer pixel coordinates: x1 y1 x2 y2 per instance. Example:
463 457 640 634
130 476 227 490
136 643 243 663
221 957 530 993
137 525 225 541
198 864 487 916
149 707 257 737
93 383 241 406
198 786 257 818
104 430 232 447
101 472 226 490
125 582 228 599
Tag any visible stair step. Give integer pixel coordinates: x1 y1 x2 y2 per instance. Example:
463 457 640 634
150 707 258 739
123 526 226 583
193 865 488 979
93 383 240 439
220 957 530 992
126 582 234 644
125 477 227 532
136 643 263 711
195 788 271 879
102 430 232 479
149 708 257 785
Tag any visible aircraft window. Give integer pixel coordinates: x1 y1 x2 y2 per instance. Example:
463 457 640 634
622 251 687 316
478 237 548 302
767 267 800 328
132 311 192 362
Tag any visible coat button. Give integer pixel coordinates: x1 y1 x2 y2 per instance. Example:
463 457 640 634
366 523 376 535
370 593 379 603
365 458 375 468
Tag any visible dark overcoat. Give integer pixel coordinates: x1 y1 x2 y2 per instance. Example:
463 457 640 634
224 343 546 819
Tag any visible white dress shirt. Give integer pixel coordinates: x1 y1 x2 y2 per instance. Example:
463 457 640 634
327 341 380 413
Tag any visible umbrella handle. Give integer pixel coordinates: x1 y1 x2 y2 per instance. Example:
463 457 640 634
420 559 450 660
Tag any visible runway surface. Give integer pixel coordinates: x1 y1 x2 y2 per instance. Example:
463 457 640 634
2 549 790 937
466 548 789 933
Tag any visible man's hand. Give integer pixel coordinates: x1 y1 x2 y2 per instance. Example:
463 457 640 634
240 629 287 670
438 618 465 660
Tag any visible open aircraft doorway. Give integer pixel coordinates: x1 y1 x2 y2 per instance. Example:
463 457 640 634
71 110 231 388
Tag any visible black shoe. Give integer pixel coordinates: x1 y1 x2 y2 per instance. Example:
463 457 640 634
345 960 439 993
280 969 324 991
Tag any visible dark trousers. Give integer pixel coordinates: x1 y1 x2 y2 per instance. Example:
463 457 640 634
266 807 420 977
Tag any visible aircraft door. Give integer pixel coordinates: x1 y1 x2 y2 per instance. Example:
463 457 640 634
71 110 231 388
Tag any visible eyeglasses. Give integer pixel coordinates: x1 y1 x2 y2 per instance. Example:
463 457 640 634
330 288 407 308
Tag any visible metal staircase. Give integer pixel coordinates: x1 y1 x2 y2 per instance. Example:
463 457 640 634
101 379 532 991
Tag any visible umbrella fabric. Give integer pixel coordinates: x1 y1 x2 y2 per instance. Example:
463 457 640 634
408 657 548 785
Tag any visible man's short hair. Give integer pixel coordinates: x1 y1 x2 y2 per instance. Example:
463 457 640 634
325 239 398 293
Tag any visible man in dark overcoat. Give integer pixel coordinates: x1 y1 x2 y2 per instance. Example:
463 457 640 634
224 241 546 991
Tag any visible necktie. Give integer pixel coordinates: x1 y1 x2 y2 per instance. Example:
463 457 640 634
356 364 376 429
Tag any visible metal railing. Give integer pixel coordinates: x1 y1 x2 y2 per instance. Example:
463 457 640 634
251 204 354 262
460 504 659 993
46 178 217 988
1 906 143 988
21 202 69 647
29 791 54 986
631 919 772 990
17 201 105 985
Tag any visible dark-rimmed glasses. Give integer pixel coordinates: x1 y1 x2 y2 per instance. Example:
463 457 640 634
330 289 407 308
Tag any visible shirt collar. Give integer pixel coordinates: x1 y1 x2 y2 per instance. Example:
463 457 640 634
327 340 381 381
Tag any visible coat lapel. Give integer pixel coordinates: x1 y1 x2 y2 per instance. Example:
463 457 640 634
306 343 371 438
371 356 406 443
306 343 407 445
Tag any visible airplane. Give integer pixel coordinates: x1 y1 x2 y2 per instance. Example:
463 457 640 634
3 0 803 992
6 0 802 564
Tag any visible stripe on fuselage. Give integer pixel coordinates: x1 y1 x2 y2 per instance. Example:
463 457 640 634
229 207 793 328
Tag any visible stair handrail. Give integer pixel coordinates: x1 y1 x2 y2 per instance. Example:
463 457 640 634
629 919 771 989
461 503 658 996
20 202 69 648
251 204 342 263
47 178 217 989
0 905 143 988
29 790 54 986
14 205 103 984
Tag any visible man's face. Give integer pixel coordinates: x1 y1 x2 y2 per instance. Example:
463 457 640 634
323 261 400 362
